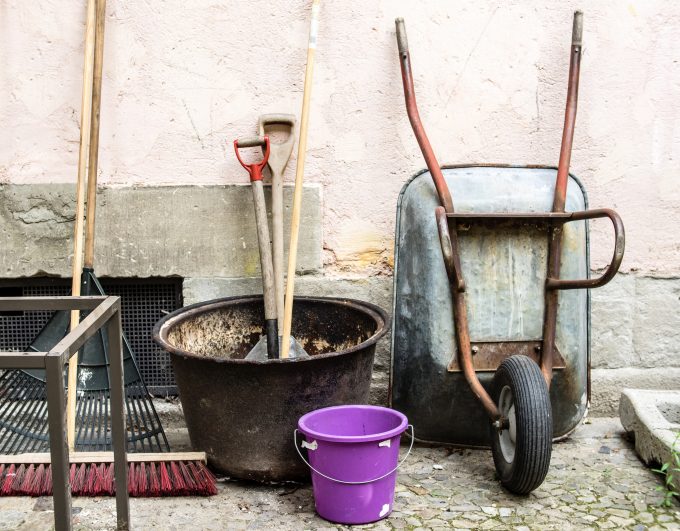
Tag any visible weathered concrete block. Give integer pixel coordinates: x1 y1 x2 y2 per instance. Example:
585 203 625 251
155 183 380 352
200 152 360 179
183 275 393 404
590 274 637 369
633 277 680 369
591 275 680 371
0 185 75 276
0 184 321 278
591 368 680 417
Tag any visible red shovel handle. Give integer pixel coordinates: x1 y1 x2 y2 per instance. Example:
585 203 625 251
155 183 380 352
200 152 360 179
234 136 271 181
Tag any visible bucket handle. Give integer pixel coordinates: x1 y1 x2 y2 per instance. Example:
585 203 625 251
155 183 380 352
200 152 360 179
293 425 414 485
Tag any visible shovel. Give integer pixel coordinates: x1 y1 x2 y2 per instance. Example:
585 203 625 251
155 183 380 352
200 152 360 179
234 136 278 359
257 114 296 337
234 136 308 360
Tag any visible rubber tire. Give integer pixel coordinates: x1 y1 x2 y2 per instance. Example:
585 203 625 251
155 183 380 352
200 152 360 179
489 355 552 494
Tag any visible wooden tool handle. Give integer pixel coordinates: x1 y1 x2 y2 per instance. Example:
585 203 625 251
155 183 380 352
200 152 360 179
252 180 278 322
281 0 320 359
252 179 279 358
67 0 97 451
84 0 107 269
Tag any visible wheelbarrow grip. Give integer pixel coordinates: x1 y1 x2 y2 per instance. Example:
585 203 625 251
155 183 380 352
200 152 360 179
572 10 583 47
435 206 465 292
395 18 408 55
547 208 625 290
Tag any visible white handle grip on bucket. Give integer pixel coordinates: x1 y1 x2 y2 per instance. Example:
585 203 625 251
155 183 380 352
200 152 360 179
293 425 414 485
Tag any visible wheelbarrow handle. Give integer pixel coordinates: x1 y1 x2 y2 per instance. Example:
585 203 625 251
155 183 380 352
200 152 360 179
395 17 408 56
233 136 271 181
435 206 465 292
547 208 625 290
572 10 583 47
395 17 454 214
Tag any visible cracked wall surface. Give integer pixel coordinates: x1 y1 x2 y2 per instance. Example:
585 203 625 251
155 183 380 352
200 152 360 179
1 1 678 276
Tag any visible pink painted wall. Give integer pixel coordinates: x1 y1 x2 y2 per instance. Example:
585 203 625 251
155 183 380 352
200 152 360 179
1 1 677 275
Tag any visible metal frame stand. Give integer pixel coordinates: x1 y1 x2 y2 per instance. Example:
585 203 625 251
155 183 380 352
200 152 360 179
0 296 129 531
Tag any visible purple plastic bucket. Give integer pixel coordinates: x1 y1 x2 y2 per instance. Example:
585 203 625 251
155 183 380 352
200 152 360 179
296 405 412 525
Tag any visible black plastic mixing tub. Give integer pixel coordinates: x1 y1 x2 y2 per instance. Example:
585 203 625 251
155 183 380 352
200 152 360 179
153 295 389 482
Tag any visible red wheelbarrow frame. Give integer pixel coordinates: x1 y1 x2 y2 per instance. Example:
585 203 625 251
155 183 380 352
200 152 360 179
395 12 625 491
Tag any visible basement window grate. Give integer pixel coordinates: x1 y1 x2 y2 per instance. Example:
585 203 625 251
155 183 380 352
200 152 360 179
0 277 182 395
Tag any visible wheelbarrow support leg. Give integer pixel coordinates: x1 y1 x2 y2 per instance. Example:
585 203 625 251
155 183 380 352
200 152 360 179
540 11 583 388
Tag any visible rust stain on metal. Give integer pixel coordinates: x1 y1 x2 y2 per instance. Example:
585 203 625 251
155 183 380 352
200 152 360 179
447 341 566 373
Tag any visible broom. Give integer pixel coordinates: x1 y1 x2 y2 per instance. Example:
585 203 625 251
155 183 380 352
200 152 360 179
0 0 216 497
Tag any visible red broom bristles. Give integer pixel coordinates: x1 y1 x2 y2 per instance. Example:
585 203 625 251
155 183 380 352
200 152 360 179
136 462 147 497
187 462 202 494
19 464 35 495
30 464 46 497
0 464 15 495
93 464 104 496
69 463 77 488
188 461 217 496
179 461 196 494
72 463 87 496
84 463 100 496
0 459 217 497
11 464 26 493
148 462 160 497
159 462 172 496
169 461 186 495
102 463 114 496
200 462 218 496
128 462 137 497
43 464 52 496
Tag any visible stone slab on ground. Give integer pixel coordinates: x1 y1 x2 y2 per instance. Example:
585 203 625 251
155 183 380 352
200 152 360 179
620 388 680 472
1 418 678 530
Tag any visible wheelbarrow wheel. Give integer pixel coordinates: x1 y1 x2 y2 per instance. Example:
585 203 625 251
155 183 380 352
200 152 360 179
489 355 552 494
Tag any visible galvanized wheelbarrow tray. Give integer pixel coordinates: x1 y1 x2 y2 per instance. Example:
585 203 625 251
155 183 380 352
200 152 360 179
390 12 625 494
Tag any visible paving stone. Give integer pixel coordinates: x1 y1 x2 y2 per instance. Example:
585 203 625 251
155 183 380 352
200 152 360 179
636 512 655 524
608 515 637 527
478 520 501 529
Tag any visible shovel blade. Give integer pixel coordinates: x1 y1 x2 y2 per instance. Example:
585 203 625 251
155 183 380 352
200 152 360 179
245 335 310 361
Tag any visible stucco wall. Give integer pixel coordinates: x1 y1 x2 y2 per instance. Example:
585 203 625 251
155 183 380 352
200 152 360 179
1 1 679 414
3 1 679 275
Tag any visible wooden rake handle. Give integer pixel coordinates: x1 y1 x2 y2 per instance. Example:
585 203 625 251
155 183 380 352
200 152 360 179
66 0 98 451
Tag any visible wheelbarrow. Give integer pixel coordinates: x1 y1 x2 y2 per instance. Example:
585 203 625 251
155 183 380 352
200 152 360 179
391 12 625 493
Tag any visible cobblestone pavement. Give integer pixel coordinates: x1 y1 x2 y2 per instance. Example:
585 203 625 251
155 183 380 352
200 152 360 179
0 418 678 530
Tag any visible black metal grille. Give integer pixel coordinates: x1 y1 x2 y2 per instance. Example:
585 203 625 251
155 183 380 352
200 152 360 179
0 278 182 394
